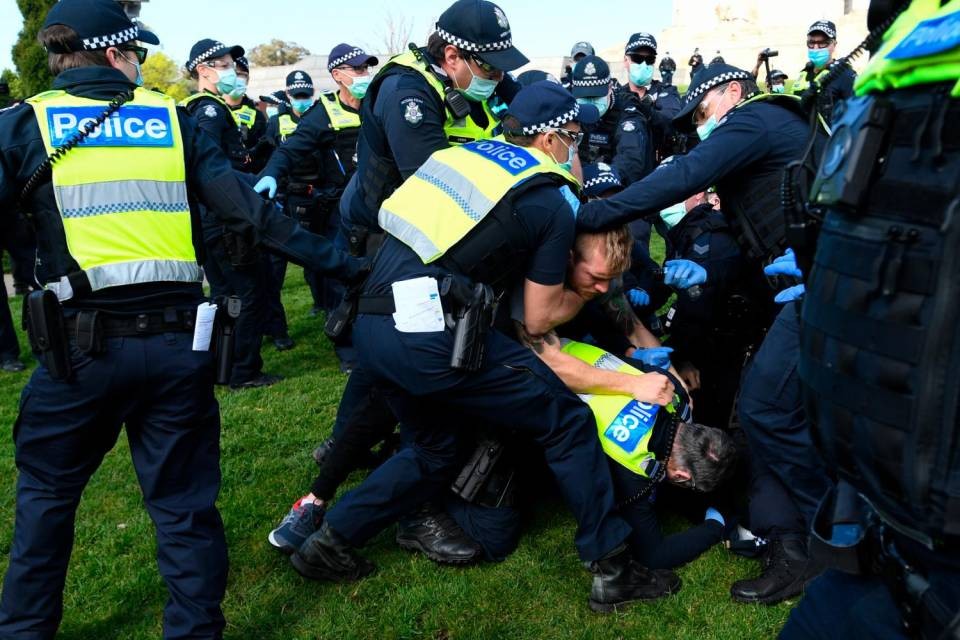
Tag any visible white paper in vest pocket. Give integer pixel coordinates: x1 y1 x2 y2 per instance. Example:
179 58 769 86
391 277 445 333
193 302 218 351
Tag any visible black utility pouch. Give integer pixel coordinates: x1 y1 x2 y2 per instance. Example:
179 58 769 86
23 290 73 381
73 310 104 355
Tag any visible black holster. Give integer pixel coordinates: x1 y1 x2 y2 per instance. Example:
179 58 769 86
324 290 358 345
23 290 72 381
450 437 516 508
448 281 495 372
213 296 242 385
221 228 259 267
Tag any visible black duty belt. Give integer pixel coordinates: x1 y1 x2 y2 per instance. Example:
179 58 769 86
356 292 456 316
65 308 196 339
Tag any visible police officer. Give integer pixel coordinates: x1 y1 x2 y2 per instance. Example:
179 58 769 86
339 0 527 243
659 52 678 87
258 90 288 119
224 56 269 173
256 45 377 320
688 48 706 87
562 41 595 90
574 63 832 604
781 0 960 637
0 1 363 636
620 32 682 161
571 55 655 185
182 39 281 385
291 82 683 611
768 69 789 94
794 20 856 122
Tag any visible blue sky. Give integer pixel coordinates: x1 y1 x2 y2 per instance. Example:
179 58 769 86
1 0 673 72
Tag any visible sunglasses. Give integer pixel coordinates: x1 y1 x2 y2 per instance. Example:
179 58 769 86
469 53 499 75
551 127 584 146
628 53 657 66
118 45 148 64
335 64 370 74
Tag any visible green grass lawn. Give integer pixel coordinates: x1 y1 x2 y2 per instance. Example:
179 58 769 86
0 252 795 639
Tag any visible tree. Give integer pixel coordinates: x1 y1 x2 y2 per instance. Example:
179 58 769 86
0 69 22 107
142 51 192 101
379 10 415 56
13 0 57 97
248 40 310 67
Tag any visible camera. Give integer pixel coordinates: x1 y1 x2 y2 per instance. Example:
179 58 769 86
759 48 779 60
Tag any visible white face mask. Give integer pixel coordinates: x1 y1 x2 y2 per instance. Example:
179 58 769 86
659 202 687 228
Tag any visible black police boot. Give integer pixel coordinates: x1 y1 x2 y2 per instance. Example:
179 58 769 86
291 521 375 582
588 546 682 613
395 504 483 565
730 534 821 604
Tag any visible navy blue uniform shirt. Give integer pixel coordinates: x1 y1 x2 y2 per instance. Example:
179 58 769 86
181 90 250 172
577 100 809 232
579 91 654 185
364 183 575 296
0 66 359 311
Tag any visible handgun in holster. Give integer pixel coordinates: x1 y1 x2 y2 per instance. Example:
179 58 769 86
221 228 259 267
213 296 242 385
450 437 516 508
448 281 495 372
23 289 72 381
347 225 370 257
324 288 359 345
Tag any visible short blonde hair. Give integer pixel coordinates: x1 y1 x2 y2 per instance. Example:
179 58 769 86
574 226 632 274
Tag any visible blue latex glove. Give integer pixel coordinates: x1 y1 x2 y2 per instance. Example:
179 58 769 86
631 346 673 369
705 507 725 527
774 284 806 304
764 249 805 303
763 248 803 278
626 287 650 308
253 175 278 199
663 259 707 289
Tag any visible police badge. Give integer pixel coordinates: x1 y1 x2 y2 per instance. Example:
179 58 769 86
402 98 423 127
622 121 636 132
585 62 597 76
203 104 218 118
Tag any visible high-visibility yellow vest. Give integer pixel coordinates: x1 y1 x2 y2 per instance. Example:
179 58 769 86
318 91 361 131
377 50 500 144
378 138 579 264
562 340 681 478
277 113 298 142
27 87 200 300
179 90 229 111
855 0 960 97
232 103 258 130
734 92 831 134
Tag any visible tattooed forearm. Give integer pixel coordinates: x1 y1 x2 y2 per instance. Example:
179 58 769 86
602 292 640 337
515 322 559 356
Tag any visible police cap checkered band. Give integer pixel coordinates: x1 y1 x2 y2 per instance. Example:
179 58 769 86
287 82 313 92
584 173 620 190
517 103 580 136
625 33 657 53
81 25 139 50
186 40 243 72
572 76 609 88
328 48 365 70
435 27 514 55
684 69 753 105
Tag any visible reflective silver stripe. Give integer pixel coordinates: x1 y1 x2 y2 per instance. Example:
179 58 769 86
378 208 443 263
412 157 498 222
46 260 202 301
54 180 189 219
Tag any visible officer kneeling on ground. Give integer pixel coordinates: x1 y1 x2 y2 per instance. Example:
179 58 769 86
0 1 364 637
290 81 682 612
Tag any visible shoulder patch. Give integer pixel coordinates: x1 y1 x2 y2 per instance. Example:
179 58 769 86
203 104 218 118
621 121 636 132
623 105 638 113
401 96 423 127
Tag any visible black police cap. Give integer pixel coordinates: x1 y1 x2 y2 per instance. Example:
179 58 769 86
327 43 379 71
625 32 657 55
186 39 244 73
807 20 838 39
436 0 529 72
285 70 315 96
259 90 290 107
516 70 560 88
582 162 623 198
571 56 611 99
42 0 159 53
673 63 755 133
502 80 599 136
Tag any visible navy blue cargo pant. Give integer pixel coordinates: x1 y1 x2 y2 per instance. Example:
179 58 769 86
324 314 631 562
0 333 227 640
739 302 831 538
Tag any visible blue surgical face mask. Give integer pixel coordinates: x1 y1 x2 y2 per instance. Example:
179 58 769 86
808 48 831 69
697 115 718 140
214 67 238 95
266 106 279 118
771 83 786 94
228 77 248 99
460 62 498 102
659 202 687 228
629 62 654 87
346 74 372 99
552 132 578 172
121 51 144 87
291 97 313 114
578 95 609 119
